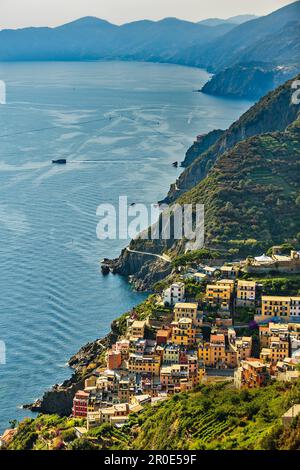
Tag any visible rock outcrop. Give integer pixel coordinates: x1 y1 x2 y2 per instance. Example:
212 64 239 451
182 129 224 168
109 248 173 290
23 332 118 416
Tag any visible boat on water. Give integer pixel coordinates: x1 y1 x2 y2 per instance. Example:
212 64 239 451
52 159 67 164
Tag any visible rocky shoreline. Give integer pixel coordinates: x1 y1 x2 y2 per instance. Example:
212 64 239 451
23 328 119 416
106 249 173 291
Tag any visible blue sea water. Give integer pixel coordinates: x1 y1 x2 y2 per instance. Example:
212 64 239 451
0 61 252 432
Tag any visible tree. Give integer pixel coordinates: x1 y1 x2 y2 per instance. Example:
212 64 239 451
9 419 18 429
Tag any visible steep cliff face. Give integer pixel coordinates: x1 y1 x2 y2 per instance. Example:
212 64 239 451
165 74 300 203
25 381 84 416
177 116 300 252
201 63 291 99
201 65 276 99
182 129 224 167
112 249 173 290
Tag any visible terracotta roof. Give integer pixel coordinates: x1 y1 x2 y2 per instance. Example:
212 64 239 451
157 330 170 337
210 334 225 343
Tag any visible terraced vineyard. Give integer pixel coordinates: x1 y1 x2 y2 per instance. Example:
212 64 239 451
121 380 300 450
191 412 233 444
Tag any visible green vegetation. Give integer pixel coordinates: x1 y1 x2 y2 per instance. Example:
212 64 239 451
172 249 221 268
113 294 172 337
178 117 300 257
7 415 85 451
120 380 300 450
266 243 296 256
242 273 300 296
234 306 255 324
183 279 207 302
9 381 300 450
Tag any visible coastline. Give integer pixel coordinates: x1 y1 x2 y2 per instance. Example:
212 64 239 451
22 317 124 415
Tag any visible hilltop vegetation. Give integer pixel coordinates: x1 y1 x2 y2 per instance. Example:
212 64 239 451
177 117 300 255
111 75 300 288
168 74 300 199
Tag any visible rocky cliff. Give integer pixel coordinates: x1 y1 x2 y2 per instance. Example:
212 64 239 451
182 129 224 167
165 74 300 203
110 248 173 290
201 63 295 99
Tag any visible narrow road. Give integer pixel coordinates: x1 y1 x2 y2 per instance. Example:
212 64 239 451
126 247 171 263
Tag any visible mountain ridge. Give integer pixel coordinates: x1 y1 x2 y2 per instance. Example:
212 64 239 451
166 75 300 203
198 14 258 26
0 2 298 68
111 74 300 289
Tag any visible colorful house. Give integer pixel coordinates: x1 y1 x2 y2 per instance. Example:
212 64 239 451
72 390 90 418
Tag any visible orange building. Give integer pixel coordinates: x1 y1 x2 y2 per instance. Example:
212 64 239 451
260 336 289 365
198 333 237 368
107 350 122 370
156 328 172 346
234 358 270 389
171 318 197 347
206 283 232 310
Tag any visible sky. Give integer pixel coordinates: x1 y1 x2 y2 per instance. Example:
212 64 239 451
1 0 296 29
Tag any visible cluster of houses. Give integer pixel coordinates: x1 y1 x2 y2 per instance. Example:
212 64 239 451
235 321 300 389
72 270 300 430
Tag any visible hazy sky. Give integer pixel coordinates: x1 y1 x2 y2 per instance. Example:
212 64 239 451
1 0 296 29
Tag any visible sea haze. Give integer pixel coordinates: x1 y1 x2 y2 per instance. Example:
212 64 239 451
0 61 252 432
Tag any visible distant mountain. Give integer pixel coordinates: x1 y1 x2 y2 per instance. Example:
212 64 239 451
198 14 258 26
227 14 259 24
0 16 234 61
0 2 299 100
200 1 300 72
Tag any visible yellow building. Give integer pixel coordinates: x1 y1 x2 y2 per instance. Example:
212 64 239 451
260 336 289 364
174 302 198 323
127 353 161 376
236 280 257 306
198 334 237 368
171 318 196 347
206 283 232 310
256 296 292 322
230 334 253 362
129 320 147 338
217 279 235 292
